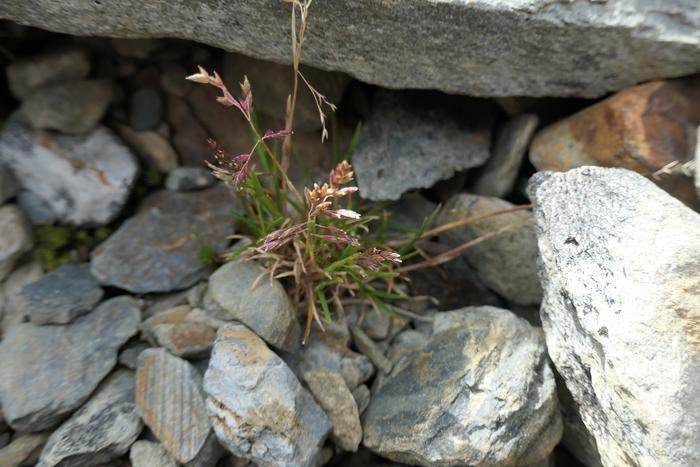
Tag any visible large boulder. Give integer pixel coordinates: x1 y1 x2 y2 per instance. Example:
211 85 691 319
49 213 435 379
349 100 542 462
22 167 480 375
1 1 699 97
528 166 700 466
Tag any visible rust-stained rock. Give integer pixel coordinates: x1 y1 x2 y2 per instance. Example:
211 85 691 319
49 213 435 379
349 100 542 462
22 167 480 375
530 78 700 206
135 348 211 464
140 305 223 358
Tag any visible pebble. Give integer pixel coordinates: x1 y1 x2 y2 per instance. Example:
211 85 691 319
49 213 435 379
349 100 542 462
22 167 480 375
0 205 33 282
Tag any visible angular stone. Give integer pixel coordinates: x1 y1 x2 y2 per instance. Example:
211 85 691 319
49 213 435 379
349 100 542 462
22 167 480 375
20 80 114 134
0 205 33 282
530 79 700 207
354 91 493 200
135 348 212 464
90 187 233 293
363 306 561 466
303 369 362 452
204 323 331 467
115 124 179 173
0 432 49 467
0 296 140 431
0 257 42 336
22 263 103 325
142 306 218 358
2 2 700 98
165 167 215 192
208 260 300 352
528 166 700 466
6 48 90 99
0 115 138 226
0 165 18 205
439 194 542 305
38 370 142 467
130 441 177 467
472 114 539 198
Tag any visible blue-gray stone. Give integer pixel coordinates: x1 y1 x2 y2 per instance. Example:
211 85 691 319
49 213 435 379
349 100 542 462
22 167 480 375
22 263 104 325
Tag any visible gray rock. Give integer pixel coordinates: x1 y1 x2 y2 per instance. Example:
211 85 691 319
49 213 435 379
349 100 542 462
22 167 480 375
0 205 33 282
439 193 542 305
303 369 362 452
37 370 142 467
22 263 103 325
0 432 49 467
118 340 150 369
20 80 114 134
363 306 561 466
349 325 392 375
472 114 539 198
6 48 90 100
0 115 138 226
348 306 392 341
208 260 300 353
204 323 332 467
351 384 371 416
130 441 177 467
135 348 212 464
0 296 140 431
2 1 699 97
0 257 43 336
16 191 56 225
385 330 428 365
90 187 233 293
354 91 492 200
165 167 215 192
0 165 18 205
130 87 162 131
556 374 603 467
528 166 700 466
115 124 179 173
140 305 219 358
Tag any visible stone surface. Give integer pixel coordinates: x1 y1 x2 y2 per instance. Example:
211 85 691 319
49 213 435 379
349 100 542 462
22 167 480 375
37 370 142 467
0 432 49 467
165 167 215 192
0 205 33 282
91 187 233 293
349 325 392 375
2 1 700 97
20 80 114 134
118 340 150 369
530 79 700 207
528 166 700 467
473 114 539 198
351 384 371 416
354 91 492 200
223 52 350 131
135 348 212 464
6 48 90 99
439 194 542 306
204 323 331 467
208 260 300 353
165 94 213 167
0 115 138 226
0 165 19 205
115 124 179 173
130 87 163 131
0 296 140 431
140 305 219 358
0 257 42 336
16 191 56 225
363 306 561 467
130 441 177 467
22 263 103 325
303 369 362 452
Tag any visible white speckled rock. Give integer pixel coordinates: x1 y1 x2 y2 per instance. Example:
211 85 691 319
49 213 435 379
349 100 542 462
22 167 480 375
528 166 700 467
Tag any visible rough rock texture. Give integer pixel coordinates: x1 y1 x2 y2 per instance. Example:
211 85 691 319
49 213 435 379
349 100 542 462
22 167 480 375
20 80 114 134
2 1 700 97
0 296 140 431
5 48 90 99
208 260 300 353
0 205 33 282
0 115 138 226
91 187 233 293
0 432 49 467
130 441 177 467
135 348 212 464
354 91 492 200
22 263 103 325
530 79 700 207
473 114 539 198
363 306 561 467
140 305 220 358
37 370 142 467
439 194 542 305
204 323 331 467
0 258 42 336
528 166 700 467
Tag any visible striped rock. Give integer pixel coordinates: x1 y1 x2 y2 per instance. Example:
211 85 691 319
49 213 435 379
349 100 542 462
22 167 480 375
135 348 211 464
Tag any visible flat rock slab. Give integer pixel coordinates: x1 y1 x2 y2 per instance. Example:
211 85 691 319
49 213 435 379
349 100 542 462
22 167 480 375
91 186 234 294
22 263 103 325
354 91 493 201
363 306 561 467
38 369 142 467
0 115 138 226
0 296 140 431
204 323 331 467
135 348 211 464
1 1 699 97
528 166 700 466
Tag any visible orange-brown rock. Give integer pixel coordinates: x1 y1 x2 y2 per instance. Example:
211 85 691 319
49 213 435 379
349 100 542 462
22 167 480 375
530 78 700 206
